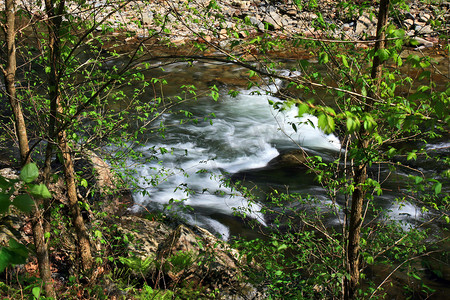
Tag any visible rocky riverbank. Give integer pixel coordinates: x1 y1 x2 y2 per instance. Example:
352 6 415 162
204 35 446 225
0 159 262 298
89 0 448 46
7 0 449 50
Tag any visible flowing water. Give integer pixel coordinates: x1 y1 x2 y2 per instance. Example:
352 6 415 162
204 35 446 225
127 60 448 241
131 64 342 239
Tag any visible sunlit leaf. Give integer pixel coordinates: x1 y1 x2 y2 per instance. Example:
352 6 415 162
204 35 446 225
346 117 355 133
341 55 349 68
28 184 52 199
278 244 288 251
433 181 442 195
318 52 329 64
32 287 41 300
375 49 390 62
80 178 88 188
407 151 417 161
297 103 309 116
20 163 39 183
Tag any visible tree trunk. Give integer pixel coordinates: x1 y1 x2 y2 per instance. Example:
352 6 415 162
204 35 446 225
58 132 94 271
2 1 56 298
345 140 369 300
44 0 93 272
32 206 56 299
2 0 30 166
371 0 391 88
345 0 390 299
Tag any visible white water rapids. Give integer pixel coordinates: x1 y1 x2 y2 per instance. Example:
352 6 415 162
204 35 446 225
131 78 342 239
127 63 441 239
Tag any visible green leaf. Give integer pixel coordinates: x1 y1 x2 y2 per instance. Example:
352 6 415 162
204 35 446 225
414 176 423 184
0 176 12 190
12 194 35 212
326 115 335 133
443 215 449 224
346 117 355 133
366 256 374 264
277 244 288 251
318 114 327 131
318 52 329 64
375 49 390 62
407 151 417 161
0 239 28 273
0 247 13 273
0 194 11 214
32 287 41 300
418 70 431 81
28 184 51 199
8 239 28 260
299 59 310 69
80 178 88 188
341 55 349 68
20 163 39 183
433 182 442 195
317 113 334 134
407 54 421 68
297 103 309 116
395 55 403 67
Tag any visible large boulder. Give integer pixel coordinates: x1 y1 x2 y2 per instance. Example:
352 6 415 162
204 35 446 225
156 224 263 299
268 149 309 168
117 215 173 261
116 216 263 298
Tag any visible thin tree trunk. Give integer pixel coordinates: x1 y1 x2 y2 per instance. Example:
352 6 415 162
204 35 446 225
58 131 94 271
371 0 391 88
345 0 390 299
32 206 56 299
44 0 93 272
2 0 30 166
345 140 369 300
2 1 56 297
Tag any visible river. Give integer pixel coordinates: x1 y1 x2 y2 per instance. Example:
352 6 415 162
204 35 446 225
122 59 448 241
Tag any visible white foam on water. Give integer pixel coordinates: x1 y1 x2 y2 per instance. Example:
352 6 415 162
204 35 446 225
387 200 426 229
425 142 450 151
131 80 342 238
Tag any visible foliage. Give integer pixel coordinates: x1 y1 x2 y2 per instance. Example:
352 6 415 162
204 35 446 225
0 163 52 273
0 0 448 298
233 190 445 299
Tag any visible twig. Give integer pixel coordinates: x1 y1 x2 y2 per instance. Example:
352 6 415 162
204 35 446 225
368 250 442 299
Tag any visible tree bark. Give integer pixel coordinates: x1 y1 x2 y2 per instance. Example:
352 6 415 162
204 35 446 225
32 206 56 299
371 0 391 88
345 140 369 300
345 0 390 299
2 1 56 298
2 0 30 166
44 0 93 272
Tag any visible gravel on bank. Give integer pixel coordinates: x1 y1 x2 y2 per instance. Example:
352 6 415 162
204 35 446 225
4 0 449 50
